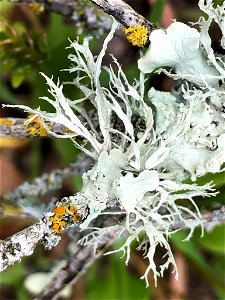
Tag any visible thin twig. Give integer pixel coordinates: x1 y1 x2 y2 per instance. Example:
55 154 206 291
0 118 69 138
0 192 90 272
31 205 225 299
1 201 224 271
12 0 80 16
0 155 92 218
169 205 225 232
11 0 112 34
1 155 92 203
34 226 119 300
0 219 52 272
12 0 157 36
90 0 156 31
0 112 143 139
201 205 225 231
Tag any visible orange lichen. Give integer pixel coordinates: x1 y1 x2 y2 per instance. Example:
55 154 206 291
49 202 81 234
123 25 149 47
69 205 77 213
73 213 80 222
54 206 67 215
52 223 60 233
49 214 66 233
65 128 75 134
24 114 48 137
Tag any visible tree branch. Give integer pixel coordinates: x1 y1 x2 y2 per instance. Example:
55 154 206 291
0 155 92 218
34 227 119 300
201 205 225 231
9 0 109 36
1 199 224 273
0 111 145 140
90 0 156 30
12 0 111 32
0 192 90 271
1 155 92 203
0 219 53 272
0 118 70 138
12 0 157 37
29 205 225 299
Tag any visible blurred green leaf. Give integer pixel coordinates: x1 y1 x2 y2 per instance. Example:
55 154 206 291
0 263 25 285
171 230 225 294
53 139 79 166
0 262 29 299
196 171 225 188
87 254 149 300
11 70 25 88
214 0 223 6
0 0 13 11
17 287 29 300
195 224 225 254
0 17 49 88
0 79 22 105
149 0 166 25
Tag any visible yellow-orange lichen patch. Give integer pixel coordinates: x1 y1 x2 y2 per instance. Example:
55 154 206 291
49 202 81 234
123 25 149 47
65 128 75 134
69 205 77 213
54 206 67 215
0 202 23 217
24 114 48 137
0 118 15 127
52 223 60 234
73 213 80 222
49 214 66 233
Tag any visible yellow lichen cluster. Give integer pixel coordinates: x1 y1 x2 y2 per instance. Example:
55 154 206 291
49 204 81 234
28 2 45 14
123 25 149 47
24 114 48 137
0 118 15 127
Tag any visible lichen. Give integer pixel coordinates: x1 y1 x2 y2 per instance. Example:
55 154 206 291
138 22 221 87
48 194 89 234
4 0 225 285
123 25 149 47
24 114 48 137
0 118 15 127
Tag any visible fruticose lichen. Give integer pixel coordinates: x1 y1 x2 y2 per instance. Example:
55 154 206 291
4 0 225 286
